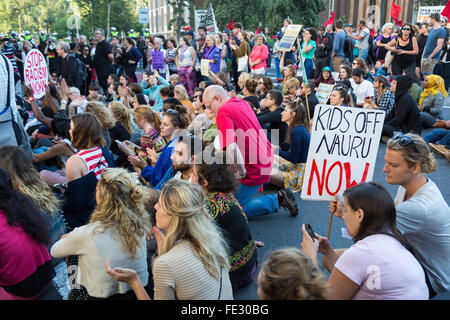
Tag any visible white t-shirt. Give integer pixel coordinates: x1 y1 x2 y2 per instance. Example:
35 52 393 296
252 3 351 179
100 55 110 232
395 178 450 293
350 78 374 105
335 234 429 300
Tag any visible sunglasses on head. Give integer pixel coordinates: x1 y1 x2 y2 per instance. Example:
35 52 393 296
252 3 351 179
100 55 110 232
392 132 419 153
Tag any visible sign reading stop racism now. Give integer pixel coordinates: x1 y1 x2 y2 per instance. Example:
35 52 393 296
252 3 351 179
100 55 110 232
24 49 48 99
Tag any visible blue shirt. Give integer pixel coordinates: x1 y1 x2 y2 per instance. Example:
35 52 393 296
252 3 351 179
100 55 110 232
141 76 170 112
279 125 310 164
141 138 177 187
423 27 447 59
332 30 346 58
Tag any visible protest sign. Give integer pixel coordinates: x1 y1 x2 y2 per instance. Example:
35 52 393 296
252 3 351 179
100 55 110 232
201 59 210 77
301 104 385 201
278 24 302 51
315 83 334 104
24 49 48 99
417 6 445 23
194 3 218 35
151 50 165 70
138 8 149 24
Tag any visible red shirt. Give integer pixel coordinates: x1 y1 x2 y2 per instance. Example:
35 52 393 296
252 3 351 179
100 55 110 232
216 97 273 186
249 45 269 70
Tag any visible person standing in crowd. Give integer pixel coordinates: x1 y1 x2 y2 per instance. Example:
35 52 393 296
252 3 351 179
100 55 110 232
122 38 142 83
422 13 447 75
332 21 346 72
385 23 418 76
303 182 429 300
93 28 114 94
111 36 123 75
203 85 297 218
196 26 207 59
164 38 178 75
229 22 243 89
315 25 333 79
416 23 430 80
346 20 371 62
176 36 197 97
0 168 55 300
249 34 269 75
202 35 221 78
56 41 82 90
78 44 93 96
148 37 167 79
301 28 317 80
375 23 395 62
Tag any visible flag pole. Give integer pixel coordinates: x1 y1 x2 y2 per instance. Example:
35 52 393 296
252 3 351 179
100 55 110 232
327 212 334 240
297 36 311 126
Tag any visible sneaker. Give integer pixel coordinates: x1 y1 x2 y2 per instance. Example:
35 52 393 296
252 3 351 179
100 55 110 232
277 188 299 217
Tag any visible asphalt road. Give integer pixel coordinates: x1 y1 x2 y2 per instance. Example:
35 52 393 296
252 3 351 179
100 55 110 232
42 61 450 300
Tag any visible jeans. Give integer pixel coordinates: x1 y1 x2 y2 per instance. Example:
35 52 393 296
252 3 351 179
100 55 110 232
274 57 281 79
358 48 369 63
236 183 279 218
304 58 314 80
424 129 450 149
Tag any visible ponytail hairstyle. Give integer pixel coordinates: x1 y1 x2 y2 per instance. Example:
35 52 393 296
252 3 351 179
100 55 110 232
133 105 162 131
284 101 310 144
164 104 189 129
109 101 133 135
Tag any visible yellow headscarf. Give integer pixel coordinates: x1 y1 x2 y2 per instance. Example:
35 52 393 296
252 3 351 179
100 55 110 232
419 75 448 106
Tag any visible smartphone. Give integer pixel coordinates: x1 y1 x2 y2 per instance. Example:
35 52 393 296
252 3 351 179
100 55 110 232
305 224 317 239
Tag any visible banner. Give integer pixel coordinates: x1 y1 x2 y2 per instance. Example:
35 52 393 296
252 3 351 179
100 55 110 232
24 49 48 99
279 24 302 51
194 3 218 36
417 6 445 23
301 105 385 201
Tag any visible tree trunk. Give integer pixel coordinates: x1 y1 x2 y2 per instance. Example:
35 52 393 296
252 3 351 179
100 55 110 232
107 0 111 39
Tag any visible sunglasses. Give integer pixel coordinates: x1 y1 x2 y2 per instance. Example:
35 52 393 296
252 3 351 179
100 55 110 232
402 28 411 31
392 132 419 153
193 95 202 100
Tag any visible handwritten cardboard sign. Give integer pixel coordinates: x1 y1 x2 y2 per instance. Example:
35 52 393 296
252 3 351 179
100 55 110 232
24 49 48 99
151 50 165 70
301 104 385 201
278 24 302 51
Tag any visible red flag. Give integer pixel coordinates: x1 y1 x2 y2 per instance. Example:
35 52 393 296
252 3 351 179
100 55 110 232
228 19 234 30
441 0 450 19
324 11 335 27
391 2 401 20
393 17 403 27
256 25 260 35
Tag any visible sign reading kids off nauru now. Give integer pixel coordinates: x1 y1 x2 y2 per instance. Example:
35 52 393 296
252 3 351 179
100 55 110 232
24 49 48 99
301 104 385 201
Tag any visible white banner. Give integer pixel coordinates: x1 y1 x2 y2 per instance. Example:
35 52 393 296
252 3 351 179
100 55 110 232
417 6 445 23
194 3 218 36
301 104 385 201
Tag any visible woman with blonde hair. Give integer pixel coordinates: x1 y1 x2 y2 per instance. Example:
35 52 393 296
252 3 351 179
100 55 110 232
51 168 151 300
257 248 329 300
85 101 116 149
106 179 233 300
107 102 133 163
174 84 195 120
0 146 66 253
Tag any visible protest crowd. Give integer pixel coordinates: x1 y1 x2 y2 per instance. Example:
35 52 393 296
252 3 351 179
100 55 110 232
1 11 450 301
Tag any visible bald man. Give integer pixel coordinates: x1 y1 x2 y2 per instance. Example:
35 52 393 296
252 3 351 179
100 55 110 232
203 86 298 218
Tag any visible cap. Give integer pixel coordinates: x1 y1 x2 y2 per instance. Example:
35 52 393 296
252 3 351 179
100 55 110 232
186 30 194 36
345 23 353 28
322 66 332 72
374 75 389 85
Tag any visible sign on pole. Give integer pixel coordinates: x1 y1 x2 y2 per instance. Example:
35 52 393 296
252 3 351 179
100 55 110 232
138 8 149 24
315 83 334 104
301 104 385 201
24 49 48 99
417 6 445 23
194 3 218 35
279 24 302 51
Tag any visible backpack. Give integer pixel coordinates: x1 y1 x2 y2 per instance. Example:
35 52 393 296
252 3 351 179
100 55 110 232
344 38 353 58
70 54 88 82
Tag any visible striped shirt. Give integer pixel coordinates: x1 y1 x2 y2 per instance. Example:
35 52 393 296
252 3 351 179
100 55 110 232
73 147 108 180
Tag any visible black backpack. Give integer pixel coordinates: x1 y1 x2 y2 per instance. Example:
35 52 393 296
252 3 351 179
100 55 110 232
70 54 88 82
344 38 353 58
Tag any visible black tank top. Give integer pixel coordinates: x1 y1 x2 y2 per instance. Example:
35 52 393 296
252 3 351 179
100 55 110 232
395 37 415 67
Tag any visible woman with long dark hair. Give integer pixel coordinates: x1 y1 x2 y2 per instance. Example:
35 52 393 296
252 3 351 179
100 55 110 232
122 38 143 83
302 182 428 300
0 168 55 300
386 23 419 76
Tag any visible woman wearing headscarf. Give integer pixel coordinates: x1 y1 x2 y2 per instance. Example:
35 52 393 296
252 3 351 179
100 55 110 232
418 74 448 128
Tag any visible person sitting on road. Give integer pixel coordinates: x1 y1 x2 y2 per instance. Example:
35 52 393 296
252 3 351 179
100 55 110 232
257 247 329 300
302 182 429 300
418 74 448 128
